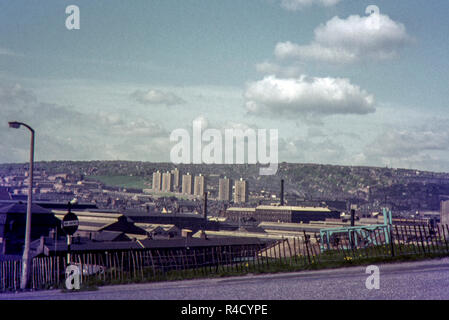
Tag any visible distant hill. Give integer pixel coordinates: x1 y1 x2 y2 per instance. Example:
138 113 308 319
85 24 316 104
2 161 449 213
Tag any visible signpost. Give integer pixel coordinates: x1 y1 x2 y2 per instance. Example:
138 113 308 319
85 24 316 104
62 202 79 264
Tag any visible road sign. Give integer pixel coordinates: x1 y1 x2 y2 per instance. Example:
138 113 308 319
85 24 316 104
62 211 79 236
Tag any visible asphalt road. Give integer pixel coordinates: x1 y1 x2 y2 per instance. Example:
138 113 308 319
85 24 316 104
1 257 449 300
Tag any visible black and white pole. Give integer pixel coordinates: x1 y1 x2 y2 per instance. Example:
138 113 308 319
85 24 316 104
62 201 79 265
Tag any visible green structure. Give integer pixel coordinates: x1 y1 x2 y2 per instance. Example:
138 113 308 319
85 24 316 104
319 208 393 252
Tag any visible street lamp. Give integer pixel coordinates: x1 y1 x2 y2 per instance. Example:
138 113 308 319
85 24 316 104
8 121 35 290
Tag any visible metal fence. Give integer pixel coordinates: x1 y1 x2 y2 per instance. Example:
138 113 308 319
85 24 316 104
1 224 449 292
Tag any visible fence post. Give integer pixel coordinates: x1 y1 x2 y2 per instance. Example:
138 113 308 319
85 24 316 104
394 225 402 255
282 238 287 265
303 232 312 265
445 225 449 252
417 225 425 254
436 225 442 254
429 225 437 253
389 226 395 257
148 250 156 278
423 226 432 253
286 239 293 265
441 225 449 253
407 225 417 254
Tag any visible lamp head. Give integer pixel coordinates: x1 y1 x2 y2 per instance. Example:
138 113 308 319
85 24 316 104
8 121 21 129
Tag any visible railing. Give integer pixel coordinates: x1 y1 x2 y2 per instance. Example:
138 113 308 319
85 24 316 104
1 224 449 292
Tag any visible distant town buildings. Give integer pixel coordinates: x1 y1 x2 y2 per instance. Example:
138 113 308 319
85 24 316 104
152 171 162 191
234 178 248 204
194 174 206 197
218 177 232 202
182 173 193 195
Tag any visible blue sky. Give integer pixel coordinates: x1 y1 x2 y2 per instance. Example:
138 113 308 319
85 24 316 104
1 0 449 172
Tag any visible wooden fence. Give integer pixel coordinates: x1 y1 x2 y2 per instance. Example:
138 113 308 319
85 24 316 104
1 224 449 292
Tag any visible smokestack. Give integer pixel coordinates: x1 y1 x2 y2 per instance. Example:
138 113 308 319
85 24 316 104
280 179 284 206
201 192 208 239
203 192 208 221
350 204 357 227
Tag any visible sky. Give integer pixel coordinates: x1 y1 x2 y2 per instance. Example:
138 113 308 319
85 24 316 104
1 0 449 172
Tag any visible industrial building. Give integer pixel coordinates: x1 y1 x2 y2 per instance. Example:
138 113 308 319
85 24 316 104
0 202 62 254
52 209 148 241
226 205 340 223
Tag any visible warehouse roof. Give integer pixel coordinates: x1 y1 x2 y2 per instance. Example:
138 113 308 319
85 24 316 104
256 205 331 212
34 237 268 253
226 207 256 212
0 202 52 215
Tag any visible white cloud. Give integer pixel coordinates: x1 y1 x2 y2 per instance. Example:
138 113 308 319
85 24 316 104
280 0 340 11
275 42 357 64
360 123 449 171
244 75 375 118
0 47 19 56
275 12 412 64
365 129 449 160
131 89 185 106
279 136 347 164
0 84 171 163
255 61 303 77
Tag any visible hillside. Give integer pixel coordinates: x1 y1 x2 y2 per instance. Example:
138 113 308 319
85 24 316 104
2 161 449 213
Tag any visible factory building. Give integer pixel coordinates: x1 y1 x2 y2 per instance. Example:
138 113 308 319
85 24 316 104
226 205 340 223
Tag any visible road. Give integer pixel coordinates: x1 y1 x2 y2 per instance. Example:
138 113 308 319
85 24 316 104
1 257 449 300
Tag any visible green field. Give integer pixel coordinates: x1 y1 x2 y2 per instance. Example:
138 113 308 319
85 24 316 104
85 175 150 190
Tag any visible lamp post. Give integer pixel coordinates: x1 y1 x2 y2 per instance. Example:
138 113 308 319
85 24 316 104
8 121 35 290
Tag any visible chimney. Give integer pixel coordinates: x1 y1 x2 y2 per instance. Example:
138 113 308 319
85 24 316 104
280 179 284 206
350 204 357 227
203 192 208 221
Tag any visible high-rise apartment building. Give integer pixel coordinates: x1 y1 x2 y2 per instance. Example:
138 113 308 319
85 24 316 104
234 178 248 204
218 177 232 202
152 171 162 191
171 168 180 190
161 171 173 192
181 173 193 195
194 174 206 197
